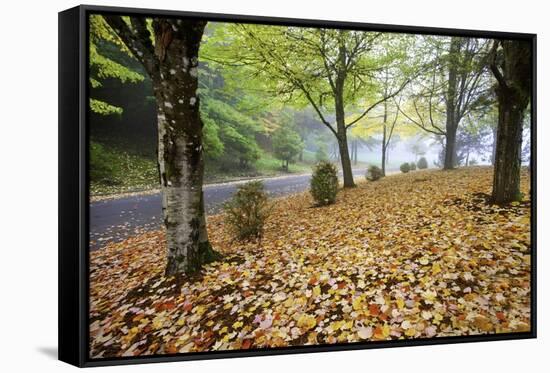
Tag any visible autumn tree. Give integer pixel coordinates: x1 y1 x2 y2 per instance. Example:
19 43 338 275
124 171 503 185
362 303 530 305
102 15 220 276
489 39 532 203
204 26 414 187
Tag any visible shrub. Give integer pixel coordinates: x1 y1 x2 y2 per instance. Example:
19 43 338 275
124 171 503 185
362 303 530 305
468 158 478 166
366 165 383 181
310 161 338 206
400 162 411 173
417 157 428 169
409 162 417 171
223 181 270 240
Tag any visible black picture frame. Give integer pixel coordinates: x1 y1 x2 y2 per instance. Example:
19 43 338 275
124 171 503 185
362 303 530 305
58 4 537 368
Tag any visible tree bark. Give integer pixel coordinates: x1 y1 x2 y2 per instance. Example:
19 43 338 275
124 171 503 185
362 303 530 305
153 21 220 276
491 125 498 165
444 129 457 169
335 91 354 187
381 99 388 176
443 37 461 170
490 40 531 204
104 16 220 276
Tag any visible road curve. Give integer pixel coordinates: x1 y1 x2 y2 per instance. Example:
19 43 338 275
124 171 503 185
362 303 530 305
89 169 368 250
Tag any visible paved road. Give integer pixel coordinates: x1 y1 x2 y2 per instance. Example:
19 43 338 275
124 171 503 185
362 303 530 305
90 168 368 250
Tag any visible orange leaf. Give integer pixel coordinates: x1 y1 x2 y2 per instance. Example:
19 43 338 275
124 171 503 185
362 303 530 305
368 304 380 316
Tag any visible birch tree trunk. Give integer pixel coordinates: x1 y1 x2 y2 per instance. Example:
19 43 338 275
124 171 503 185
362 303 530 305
104 16 220 276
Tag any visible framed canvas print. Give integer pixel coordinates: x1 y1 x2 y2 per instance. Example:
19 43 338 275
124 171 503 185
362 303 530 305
58 4 536 367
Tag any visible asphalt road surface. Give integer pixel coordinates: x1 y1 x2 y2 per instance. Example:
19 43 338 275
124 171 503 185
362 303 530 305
90 168 367 250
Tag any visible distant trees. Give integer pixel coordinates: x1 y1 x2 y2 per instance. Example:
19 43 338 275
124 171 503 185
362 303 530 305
103 15 220 276
201 98 261 168
489 40 532 204
272 125 304 171
315 141 329 162
205 26 414 187
400 36 491 169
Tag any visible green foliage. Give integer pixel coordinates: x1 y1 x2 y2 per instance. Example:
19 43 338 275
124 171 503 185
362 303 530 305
400 162 411 173
90 99 123 115
468 158 478 166
201 115 224 159
409 162 417 171
310 161 339 206
89 15 144 116
272 125 304 170
223 181 270 240
417 157 428 169
90 141 117 184
202 98 261 167
315 143 329 162
366 165 384 181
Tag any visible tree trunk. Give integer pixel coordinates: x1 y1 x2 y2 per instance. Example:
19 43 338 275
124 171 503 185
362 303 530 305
492 101 525 203
103 17 220 276
491 125 498 165
335 95 354 187
150 23 220 276
381 100 388 176
337 131 355 187
331 36 355 188
490 40 531 204
443 37 461 170
444 129 457 169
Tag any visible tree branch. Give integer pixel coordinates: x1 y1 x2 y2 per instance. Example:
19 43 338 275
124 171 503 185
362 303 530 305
489 40 508 90
103 15 157 75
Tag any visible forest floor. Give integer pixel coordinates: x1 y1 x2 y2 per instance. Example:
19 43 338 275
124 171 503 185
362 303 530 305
89 167 532 358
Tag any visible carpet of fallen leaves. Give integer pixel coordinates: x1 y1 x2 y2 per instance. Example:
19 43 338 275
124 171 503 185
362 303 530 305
89 167 531 358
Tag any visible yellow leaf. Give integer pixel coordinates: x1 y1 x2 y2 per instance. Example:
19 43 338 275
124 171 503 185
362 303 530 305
297 314 317 330
396 298 405 310
405 328 416 337
352 297 363 311
313 285 321 297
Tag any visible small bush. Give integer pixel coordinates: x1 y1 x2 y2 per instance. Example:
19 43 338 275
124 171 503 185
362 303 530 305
400 162 411 173
223 181 270 240
417 157 428 169
310 161 338 206
409 162 417 171
366 165 383 181
468 158 478 166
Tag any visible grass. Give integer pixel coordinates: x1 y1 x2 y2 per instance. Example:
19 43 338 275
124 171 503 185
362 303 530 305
91 143 317 196
90 141 158 196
